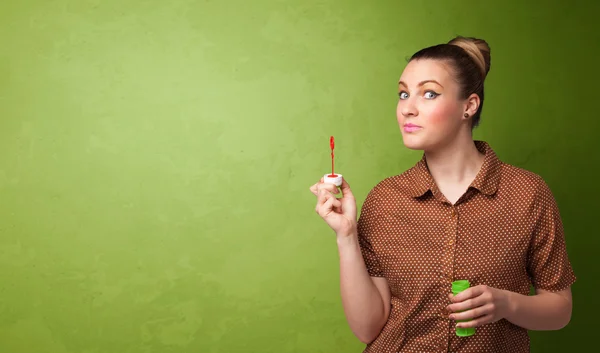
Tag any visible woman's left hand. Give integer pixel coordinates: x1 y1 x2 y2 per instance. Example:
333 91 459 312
446 285 514 328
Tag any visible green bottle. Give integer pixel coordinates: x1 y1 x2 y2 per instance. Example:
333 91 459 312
451 280 476 337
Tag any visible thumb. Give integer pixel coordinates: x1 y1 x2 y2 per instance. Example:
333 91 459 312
339 178 355 199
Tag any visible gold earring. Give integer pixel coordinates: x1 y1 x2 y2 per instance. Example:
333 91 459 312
464 113 469 118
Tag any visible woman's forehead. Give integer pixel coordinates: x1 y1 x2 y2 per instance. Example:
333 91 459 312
399 59 455 86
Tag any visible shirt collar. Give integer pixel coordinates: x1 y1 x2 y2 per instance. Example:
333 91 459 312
406 140 502 198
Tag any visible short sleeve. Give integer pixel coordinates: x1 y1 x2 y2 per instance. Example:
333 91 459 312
527 178 576 291
357 188 384 277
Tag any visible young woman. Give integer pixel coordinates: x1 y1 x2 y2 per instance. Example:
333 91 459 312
309 36 576 352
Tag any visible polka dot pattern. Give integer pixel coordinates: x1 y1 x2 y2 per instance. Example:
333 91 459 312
356 141 576 353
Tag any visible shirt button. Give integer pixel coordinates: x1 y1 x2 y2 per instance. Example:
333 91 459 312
451 209 456 217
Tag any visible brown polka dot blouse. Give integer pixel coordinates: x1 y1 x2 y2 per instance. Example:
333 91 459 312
357 140 576 352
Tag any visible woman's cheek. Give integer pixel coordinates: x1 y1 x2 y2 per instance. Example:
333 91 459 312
426 101 458 126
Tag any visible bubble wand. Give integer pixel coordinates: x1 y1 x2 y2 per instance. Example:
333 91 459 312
323 136 343 186
330 136 335 177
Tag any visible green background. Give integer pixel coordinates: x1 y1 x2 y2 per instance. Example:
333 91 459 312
1 0 598 352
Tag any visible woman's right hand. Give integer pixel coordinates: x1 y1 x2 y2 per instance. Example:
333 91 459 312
309 177 358 237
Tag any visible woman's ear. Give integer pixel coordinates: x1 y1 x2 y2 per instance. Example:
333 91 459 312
463 93 480 120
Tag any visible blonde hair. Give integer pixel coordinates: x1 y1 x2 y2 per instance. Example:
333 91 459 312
448 36 491 80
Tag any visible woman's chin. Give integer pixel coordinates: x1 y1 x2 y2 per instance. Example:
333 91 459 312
401 135 426 150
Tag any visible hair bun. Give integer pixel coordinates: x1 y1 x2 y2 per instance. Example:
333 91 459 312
448 36 491 79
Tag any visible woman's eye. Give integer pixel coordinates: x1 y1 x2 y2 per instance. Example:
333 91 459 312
398 92 409 99
424 91 439 99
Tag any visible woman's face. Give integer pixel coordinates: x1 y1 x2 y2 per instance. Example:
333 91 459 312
397 59 473 151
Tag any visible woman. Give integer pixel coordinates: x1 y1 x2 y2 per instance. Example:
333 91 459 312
309 36 576 352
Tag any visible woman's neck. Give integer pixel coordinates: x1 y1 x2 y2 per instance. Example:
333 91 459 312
424 137 485 187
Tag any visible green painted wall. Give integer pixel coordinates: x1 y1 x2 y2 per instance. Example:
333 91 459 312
1 1 597 352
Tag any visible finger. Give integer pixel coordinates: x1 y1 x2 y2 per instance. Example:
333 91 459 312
319 190 338 209
451 285 487 303
332 197 342 213
318 194 336 217
339 178 355 199
310 177 334 196
318 183 340 195
447 295 487 313
316 192 331 213
317 188 332 206
456 313 494 329
451 303 493 321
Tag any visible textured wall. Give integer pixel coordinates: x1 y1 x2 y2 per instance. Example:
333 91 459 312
1 0 597 352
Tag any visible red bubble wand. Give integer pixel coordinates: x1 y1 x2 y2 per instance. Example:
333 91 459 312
329 136 336 177
323 136 342 186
